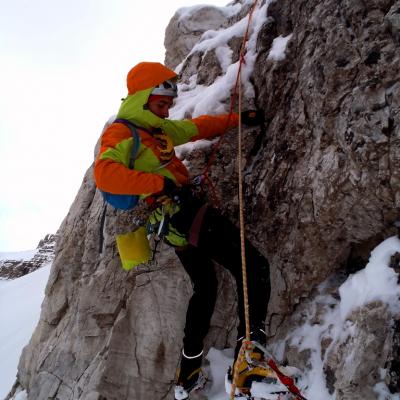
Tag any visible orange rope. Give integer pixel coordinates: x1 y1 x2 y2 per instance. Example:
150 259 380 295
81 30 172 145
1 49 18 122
228 2 260 399
201 0 260 207
218 4 308 399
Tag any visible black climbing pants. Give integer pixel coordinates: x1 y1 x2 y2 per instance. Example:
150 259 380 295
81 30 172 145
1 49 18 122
175 207 271 357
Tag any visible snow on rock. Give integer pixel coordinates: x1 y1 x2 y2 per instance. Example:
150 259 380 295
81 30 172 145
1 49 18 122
13 391 28 400
177 3 242 21
174 0 271 105
171 0 271 162
165 3 241 69
205 347 234 399
267 33 293 61
271 236 400 399
339 236 400 319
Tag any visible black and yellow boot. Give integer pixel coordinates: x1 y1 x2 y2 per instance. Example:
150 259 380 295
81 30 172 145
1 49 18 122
174 350 206 400
227 329 279 397
227 333 304 399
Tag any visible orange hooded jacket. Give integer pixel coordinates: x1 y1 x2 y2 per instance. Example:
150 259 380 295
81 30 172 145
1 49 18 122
94 62 239 197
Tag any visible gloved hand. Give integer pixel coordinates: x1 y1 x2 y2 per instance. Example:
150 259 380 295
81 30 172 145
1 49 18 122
163 177 179 197
162 177 197 206
241 110 265 126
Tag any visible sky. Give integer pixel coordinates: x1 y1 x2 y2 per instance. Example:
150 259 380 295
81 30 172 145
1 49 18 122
0 0 229 252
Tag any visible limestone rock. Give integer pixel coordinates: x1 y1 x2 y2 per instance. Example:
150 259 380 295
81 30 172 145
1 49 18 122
9 165 237 400
164 5 237 69
328 302 393 399
270 273 400 400
249 0 400 334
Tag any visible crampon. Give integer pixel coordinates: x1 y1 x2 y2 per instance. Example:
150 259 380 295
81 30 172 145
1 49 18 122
225 341 307 400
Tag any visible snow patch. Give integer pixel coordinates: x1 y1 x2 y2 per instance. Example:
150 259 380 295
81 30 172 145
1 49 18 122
188 14 248 55
13 390 27 400
171 0 272 158
172 61 242 120
267 34 293 61
215 45 233 73
206 347 234 399
271 236 400 399
177 4 242 21
374 382 400 400
339 235 400 319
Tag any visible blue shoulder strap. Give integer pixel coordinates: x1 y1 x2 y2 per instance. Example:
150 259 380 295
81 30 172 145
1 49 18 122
113 118 140 169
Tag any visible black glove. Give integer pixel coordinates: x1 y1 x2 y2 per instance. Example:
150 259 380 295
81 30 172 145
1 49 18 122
241 110 265 126
162 177 179 197
163 177 200 207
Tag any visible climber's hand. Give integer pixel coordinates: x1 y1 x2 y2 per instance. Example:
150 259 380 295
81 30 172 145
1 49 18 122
241 110 265 126
152 177 179 204
163 177 179 197
162 176 178 196
161 177 195 206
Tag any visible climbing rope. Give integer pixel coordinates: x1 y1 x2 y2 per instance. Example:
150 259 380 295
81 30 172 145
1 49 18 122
237 61 250 342
201 0 260 209
227 2 308 399
229 1 259 398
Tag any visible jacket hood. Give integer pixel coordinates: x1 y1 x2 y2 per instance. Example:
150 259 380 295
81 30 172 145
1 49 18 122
117 62 178 131
126 62 177 95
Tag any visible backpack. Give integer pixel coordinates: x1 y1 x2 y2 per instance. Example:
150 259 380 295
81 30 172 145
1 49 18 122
100 118 141 210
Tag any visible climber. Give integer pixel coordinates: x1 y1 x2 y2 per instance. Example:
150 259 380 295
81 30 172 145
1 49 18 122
94 62 271 400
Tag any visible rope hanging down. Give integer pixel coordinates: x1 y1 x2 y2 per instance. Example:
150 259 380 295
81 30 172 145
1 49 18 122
226 2 308 399
229 0 259 398
201 0 260 208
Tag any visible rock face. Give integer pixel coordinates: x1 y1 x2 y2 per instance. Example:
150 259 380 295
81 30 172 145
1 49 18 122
10 167 237 400
10 1 400 399
248 2 400 335
164 4 237 69
0 234 56 280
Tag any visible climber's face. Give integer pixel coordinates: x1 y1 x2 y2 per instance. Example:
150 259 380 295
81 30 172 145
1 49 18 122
147 95 174 119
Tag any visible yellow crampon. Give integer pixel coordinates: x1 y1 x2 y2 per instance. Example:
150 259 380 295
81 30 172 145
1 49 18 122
233 348 278 393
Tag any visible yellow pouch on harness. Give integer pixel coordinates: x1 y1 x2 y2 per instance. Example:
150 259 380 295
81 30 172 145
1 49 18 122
116 227 151 270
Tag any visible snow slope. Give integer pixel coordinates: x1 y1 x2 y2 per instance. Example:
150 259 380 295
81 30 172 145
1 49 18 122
0 264 51 398
0 251 37 263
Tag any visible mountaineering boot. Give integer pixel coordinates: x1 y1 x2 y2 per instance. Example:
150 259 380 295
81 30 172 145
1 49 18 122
250 327 267 347
227 332 304 399
174 350 206 400
234 327 267 361
227 329 283 397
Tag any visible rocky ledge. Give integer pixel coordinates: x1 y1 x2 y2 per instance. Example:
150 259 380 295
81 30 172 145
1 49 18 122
0 234 56 280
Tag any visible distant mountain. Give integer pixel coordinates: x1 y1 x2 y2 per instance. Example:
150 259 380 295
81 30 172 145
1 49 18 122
0 234 56 280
